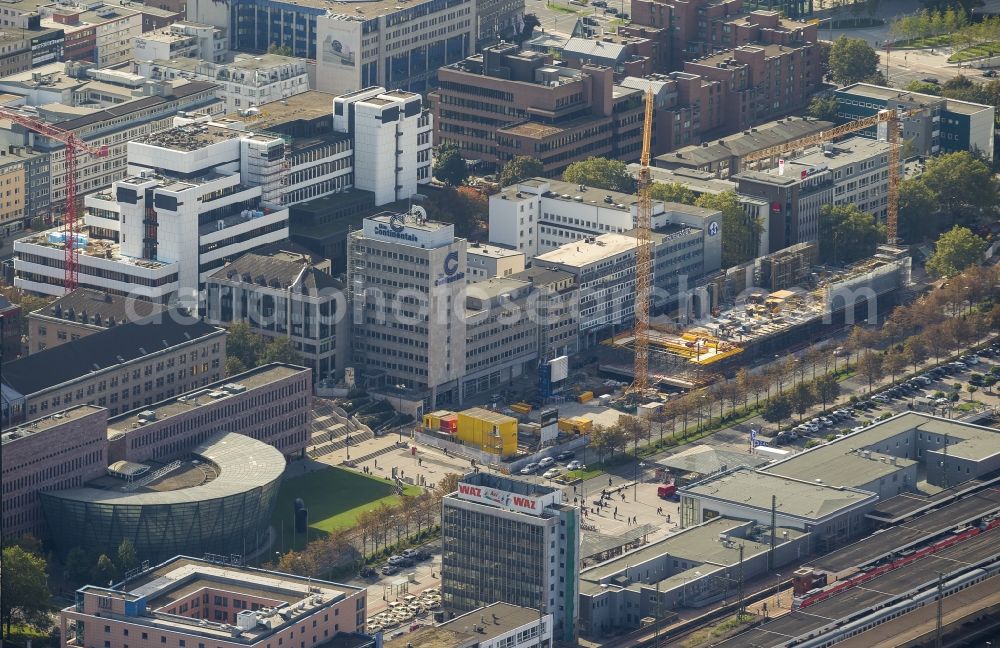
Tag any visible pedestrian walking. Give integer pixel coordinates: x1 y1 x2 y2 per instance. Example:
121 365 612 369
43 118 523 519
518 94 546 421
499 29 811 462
374 459 378 469
609 477 613 486
614 506 618 517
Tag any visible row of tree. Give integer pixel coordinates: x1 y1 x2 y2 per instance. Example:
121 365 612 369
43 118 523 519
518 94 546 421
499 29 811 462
267 476 460 578
889 8 968 43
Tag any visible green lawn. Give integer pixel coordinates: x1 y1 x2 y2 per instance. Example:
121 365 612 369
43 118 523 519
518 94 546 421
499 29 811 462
893 34 953 49
272 466 422 551
949 41 1000 62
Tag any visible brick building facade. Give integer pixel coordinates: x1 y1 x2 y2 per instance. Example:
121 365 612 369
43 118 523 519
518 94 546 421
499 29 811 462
1 405 108 541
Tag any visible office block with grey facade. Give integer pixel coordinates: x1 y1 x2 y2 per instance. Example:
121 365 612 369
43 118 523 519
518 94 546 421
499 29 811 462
442 473 579 644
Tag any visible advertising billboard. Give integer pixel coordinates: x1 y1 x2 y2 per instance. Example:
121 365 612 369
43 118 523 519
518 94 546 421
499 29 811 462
316 15 362 94
456 482 556 516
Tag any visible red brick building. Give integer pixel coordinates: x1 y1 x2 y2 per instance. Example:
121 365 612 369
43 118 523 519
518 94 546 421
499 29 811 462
430 43 645 173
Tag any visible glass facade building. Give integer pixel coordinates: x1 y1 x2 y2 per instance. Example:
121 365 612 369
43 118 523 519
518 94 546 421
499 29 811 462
40 432 284 563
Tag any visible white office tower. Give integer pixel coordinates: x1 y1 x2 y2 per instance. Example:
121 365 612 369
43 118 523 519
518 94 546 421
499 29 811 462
14 121 289 304
348 209 467 408
333 88 432 206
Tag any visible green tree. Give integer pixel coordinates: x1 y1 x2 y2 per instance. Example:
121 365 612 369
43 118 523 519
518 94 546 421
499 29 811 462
814 374 841 411
225 355 248 377
498 156 544 187
904 80 941 95
1 546 51 638
267 43 293 56
761 395 792 431
790 382 815 421
432 143 469 186
227 322 266 368
898 177 941 242
818 203 883 265
828 36 879 85
649 181 696 205
807 95 838 121
116 538 138 575
926 226 989 277
64 547 93 585
920 151 996 223
261 336 302 365
695 190 760 266
92 553 118 587
562 157 636 193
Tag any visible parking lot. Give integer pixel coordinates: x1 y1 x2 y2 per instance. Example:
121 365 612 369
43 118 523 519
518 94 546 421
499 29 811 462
774 342 1000 451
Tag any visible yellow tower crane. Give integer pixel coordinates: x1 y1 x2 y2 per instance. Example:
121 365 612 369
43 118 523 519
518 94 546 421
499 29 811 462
741 108 924 243
629 89 655 394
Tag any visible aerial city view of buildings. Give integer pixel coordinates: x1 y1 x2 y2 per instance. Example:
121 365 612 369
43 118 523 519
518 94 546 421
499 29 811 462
4 0 1000 646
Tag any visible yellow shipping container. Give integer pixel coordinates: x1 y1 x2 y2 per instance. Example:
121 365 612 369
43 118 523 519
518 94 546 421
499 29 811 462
578 391 594 403
511 402 532 415
455 407 518 457
558 416 592 434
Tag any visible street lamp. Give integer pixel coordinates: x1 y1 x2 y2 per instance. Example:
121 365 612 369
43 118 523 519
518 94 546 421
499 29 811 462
774 573 782 608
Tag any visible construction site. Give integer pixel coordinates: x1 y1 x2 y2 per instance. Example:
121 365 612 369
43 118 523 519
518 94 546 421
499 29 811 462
604 246 912 385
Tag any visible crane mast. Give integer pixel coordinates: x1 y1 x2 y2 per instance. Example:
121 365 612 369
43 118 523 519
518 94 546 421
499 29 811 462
0 109 108 292
631 89 655 394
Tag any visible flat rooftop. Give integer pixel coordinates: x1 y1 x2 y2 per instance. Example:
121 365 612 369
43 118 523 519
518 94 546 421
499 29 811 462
317 0 453 20
385 602 541 648
534 232 637 268
108 363 306 434
17 226 174 269
81 555 362 643
136 123 243 151
499 113 610 139
367 211 454 234
782 136 889 173
2 404 104 444
581 517 806 583
764 413 1000 485
497 177 637 212
467 243 523 258
682 468 876 522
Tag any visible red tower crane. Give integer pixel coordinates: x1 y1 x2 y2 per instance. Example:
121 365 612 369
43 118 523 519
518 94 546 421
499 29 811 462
0 109 108 292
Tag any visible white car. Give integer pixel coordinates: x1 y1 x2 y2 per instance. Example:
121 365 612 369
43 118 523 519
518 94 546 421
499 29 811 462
566 460 583 471
538 456 556 468
542 467 562 479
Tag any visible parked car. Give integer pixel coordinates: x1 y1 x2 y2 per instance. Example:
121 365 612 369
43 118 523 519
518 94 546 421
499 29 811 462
520 462 539 475
984 69 997 77
921 76 939 84
556 451 575 461
542 467 562 479
592 0 607 6
605 6 618 13
566 460 583 471
538 456 556 468
381 565 400 576
360 566 377 578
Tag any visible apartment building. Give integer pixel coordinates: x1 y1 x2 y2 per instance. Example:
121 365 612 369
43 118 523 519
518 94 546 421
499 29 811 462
629 0 815 70
332 87 434 204
653 116 833 178
61 557 367 648
137 53 309 113
27 288 167 353
132 20 227 63
16 119 289 303
509 266 578 359
532 213 719 348
463 277 538 401
0 78 222 221
205 246 349 381
734 136 897 251
442 473 579 644
1 405 108 541
0 295 21 362
0 155 24 232
0 316 225 424
107 363 312 462
347 211 468 408
430 43 644 173
683 40 820 132
834 83 995 161
466 242 525 282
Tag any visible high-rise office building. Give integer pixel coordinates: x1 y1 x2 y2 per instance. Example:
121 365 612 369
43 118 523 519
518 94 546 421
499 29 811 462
441 473 579 644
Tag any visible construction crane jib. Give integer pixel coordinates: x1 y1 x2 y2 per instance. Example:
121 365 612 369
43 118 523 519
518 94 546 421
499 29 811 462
741 108 924 243
0 108 109 292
